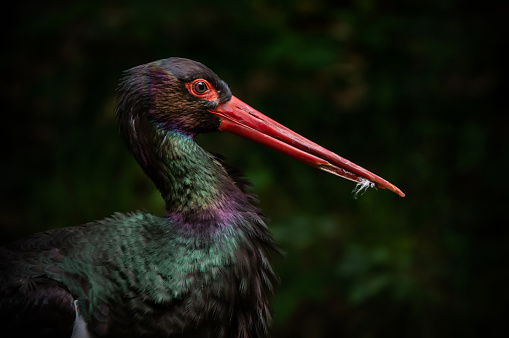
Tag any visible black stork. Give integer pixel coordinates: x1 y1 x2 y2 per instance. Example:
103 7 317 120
0 58 404 338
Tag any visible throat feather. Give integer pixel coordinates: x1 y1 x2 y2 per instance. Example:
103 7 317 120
150 131 253 233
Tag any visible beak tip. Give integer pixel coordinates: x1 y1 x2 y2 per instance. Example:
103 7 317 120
375 181 405 197
394 187 405 197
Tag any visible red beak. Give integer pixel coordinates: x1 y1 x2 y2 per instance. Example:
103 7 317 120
209 96 405 197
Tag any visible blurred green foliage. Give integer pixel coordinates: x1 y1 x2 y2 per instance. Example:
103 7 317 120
1 0 506 337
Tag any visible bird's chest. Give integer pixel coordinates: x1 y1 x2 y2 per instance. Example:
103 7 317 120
83 236 255 337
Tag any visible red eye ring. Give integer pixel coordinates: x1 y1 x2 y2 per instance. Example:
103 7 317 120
185 79 218 101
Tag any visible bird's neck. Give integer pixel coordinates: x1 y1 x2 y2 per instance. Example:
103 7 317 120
160 131 239 217
122 114 256 235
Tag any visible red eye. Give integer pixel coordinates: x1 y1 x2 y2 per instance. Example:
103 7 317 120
186 79 218 101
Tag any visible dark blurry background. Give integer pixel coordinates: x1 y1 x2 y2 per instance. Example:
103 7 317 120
1 1 506 337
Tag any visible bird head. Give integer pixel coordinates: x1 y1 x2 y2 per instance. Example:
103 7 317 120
116 57 404 197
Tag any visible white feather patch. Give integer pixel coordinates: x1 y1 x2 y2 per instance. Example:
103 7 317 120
352 178 376 199
71 300 91 338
